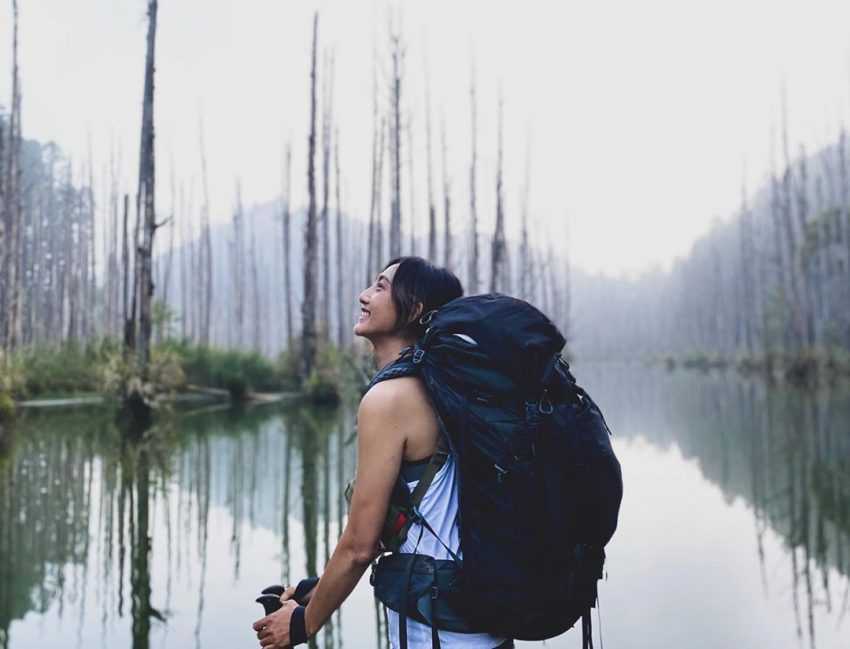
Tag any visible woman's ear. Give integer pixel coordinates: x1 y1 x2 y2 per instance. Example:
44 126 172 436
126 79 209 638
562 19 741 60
408 302 424 325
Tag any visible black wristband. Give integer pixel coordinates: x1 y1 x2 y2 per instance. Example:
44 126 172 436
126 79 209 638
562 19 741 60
289 605 308 646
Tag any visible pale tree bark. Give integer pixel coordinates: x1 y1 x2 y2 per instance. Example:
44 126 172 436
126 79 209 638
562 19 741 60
250 220 262 352
132 0 160 378
441 116 451 269
334 127 345 348
302 12 320 380
425 60 437 263
231 180 245 348
375 117 386 271
366 50 378 287
3 0 23 351
320 51 334 340
388 15 404 260
519 137 531 301
468 64 479 293
491 92 507 293
406 115 416 256
282 141 294 349
198 117 213 346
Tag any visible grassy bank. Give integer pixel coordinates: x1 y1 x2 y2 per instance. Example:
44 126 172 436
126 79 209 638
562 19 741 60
0 337 365 412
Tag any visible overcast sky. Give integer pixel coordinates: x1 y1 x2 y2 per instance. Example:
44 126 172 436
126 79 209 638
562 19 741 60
2 0 850 276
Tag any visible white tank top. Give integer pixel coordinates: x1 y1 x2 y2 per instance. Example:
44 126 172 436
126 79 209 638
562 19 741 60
386 454 507 649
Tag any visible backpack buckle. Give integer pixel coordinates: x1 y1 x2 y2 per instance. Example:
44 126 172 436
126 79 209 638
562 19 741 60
412 348 425 364
419 309 437 325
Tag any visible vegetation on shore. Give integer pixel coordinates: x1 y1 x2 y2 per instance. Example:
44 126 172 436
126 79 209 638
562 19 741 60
660 347 850 386
0 336 366 416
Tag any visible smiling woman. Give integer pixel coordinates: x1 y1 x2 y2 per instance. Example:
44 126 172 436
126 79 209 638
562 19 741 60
252 256 513 649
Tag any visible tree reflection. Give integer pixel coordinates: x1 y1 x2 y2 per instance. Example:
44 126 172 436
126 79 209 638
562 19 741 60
584 365 850 649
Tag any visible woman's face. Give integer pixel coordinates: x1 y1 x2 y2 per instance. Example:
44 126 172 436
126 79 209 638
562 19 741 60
354 263 400 340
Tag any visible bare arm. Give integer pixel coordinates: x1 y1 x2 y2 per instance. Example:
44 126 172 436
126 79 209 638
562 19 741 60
302 382 407 636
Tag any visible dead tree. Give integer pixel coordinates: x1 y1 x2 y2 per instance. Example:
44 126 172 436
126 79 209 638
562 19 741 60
282 141 294 349
468 65 480 294
131 0 160 378
519 137 531 300
320 51 335 340
198 118 213 346
375 118 387 271
425 60 437 263
406 115 416 256
738 171 756 355
231 180 245 348
441 116 451 269
3 0 22 351
250 220 262 352
491 92 507 293
334 128 345 348
302 12 320 380
388 16 404 260
366 50 379 287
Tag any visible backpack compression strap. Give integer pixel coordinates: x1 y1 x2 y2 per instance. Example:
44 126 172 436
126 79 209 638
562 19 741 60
409 433 449 509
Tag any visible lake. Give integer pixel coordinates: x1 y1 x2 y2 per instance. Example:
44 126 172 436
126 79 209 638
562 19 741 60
1 364 848 649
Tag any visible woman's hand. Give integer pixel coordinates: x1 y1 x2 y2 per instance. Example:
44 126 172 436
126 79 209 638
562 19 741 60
253 600 301 648
280 583 317 605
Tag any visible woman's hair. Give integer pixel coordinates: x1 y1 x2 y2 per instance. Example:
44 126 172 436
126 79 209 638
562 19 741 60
382 256 463 339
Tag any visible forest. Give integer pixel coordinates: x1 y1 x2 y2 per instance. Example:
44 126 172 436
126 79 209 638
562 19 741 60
1 0 850 428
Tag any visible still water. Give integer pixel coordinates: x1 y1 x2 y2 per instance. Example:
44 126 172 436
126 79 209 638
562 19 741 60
1 364 848 649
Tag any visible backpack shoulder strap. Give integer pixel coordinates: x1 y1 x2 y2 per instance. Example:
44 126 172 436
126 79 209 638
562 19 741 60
409 433 450 508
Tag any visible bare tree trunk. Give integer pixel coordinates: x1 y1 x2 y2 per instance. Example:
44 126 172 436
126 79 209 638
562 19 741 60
375 118 387 271
425 61 437 263
250 220 261 352
441 117 451 269
795 145 815 348
366 51 379 287
334 128 345 348
738 172 756 355
388 18 404 260
519 138 531 301
231 180 245 348
4 0 23 351
320 52 334 340
468 66 479 293
122 194 132 349
406 115 416 256
160 156 177 340
302 12 320 381
491 93 507 293
198 118 213 346
282 141 294 350
133 0 159 379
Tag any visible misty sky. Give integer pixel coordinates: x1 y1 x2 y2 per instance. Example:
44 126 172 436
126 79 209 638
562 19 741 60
2 0 850 276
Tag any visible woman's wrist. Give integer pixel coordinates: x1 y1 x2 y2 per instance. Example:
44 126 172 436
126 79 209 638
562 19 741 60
304 602 320 638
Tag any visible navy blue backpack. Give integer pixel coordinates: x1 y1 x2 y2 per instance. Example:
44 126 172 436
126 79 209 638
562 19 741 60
368 293 623 648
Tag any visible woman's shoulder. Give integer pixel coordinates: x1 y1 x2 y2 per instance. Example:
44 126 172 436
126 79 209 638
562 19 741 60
359 376 429 418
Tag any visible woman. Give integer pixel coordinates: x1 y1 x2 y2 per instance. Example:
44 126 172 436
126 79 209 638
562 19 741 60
253 257 509 648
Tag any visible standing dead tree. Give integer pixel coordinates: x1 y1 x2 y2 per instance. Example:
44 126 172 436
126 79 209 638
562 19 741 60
388 15 404 260
2 0 22 352
198 118 213 346
302 12 320 381
441 116 451 269
468 64 480 294
334 128 346 348
282 141 294 350
320 51 335 340
518 137 531 301
131 0 160 381
425 59 437 263
491 92 507 293
230 180 245 348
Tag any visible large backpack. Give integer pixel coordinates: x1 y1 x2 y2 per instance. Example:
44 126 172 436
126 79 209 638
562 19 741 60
368 293 623 646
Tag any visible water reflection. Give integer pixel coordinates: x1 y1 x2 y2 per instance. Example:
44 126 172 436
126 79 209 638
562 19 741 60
578 365 850 649
0 368 847 649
